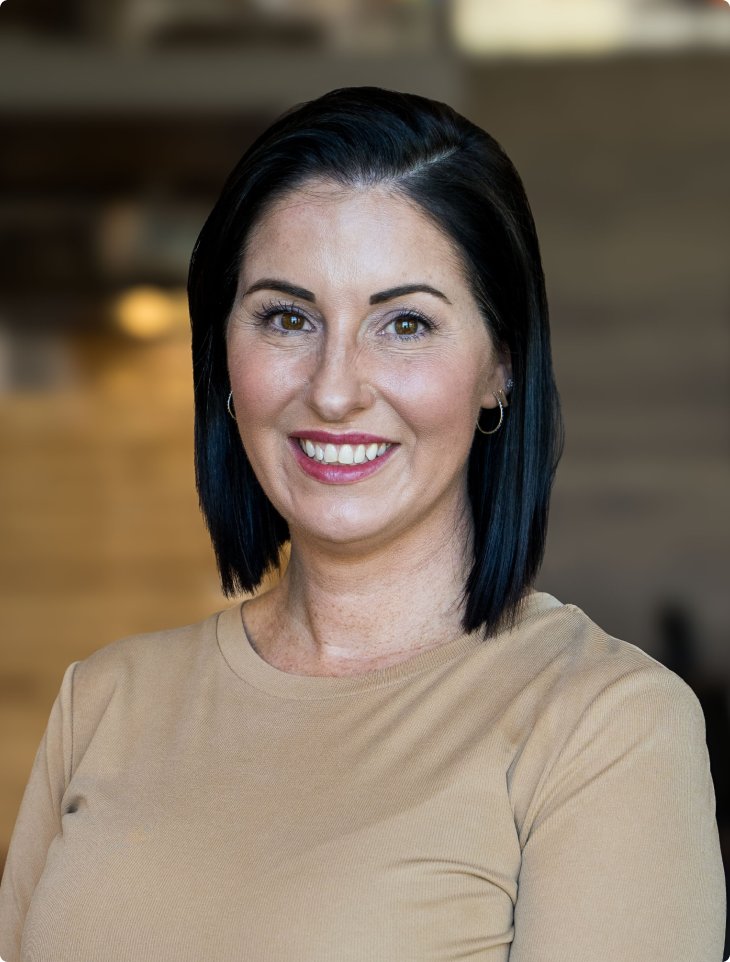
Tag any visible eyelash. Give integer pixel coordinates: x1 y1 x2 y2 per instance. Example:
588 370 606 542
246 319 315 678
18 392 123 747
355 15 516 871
251 300 310 333
251 299 435 341
382 309 434 341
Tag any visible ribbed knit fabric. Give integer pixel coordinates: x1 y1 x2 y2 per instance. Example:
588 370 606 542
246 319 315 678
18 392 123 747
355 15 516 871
0 593 724 961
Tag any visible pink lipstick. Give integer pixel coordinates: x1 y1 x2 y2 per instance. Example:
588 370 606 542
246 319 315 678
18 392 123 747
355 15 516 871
288 431 397 485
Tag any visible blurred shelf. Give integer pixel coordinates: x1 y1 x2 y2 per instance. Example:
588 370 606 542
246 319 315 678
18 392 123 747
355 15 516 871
0 38 463 115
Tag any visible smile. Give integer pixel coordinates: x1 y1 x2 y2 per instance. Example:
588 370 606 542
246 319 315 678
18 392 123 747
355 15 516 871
297 439 391 465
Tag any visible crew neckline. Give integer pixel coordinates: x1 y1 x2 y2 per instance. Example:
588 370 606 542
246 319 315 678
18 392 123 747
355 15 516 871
216 590 563 700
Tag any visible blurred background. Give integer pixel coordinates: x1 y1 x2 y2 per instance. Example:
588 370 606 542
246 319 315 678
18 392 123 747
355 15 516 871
1 0 728 947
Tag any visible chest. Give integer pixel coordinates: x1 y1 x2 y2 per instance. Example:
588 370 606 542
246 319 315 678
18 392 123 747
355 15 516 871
24 690 521 961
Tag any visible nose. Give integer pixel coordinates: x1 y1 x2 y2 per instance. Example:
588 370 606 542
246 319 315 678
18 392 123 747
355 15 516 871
305 334 374 422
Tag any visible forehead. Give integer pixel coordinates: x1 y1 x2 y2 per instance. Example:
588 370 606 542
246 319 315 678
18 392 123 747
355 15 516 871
240 180 469 293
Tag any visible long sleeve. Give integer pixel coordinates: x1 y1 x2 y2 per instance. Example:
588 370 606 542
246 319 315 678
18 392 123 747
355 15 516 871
509 667 726 962
0 663 76 962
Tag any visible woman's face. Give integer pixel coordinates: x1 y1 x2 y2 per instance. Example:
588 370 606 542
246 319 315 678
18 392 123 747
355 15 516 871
226 181 509 554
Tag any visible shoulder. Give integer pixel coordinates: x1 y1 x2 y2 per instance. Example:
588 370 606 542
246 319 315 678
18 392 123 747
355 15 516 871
72 608 224 695
556 603 706 757
64 608 234 766
509 594 700 721
550 602 704 748
506 597 710 832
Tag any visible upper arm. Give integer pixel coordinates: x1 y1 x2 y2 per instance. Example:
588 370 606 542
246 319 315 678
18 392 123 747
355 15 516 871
509 669 725 962
0 662 76 962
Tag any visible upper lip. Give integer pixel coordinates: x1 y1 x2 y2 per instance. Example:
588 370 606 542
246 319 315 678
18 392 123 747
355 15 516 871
292 430 395 445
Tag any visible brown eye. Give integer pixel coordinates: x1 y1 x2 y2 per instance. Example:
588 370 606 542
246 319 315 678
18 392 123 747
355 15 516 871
280 312 305 331
393 316 421 337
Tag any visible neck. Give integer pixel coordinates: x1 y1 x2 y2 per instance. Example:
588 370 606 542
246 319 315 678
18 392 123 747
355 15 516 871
243 505 475 677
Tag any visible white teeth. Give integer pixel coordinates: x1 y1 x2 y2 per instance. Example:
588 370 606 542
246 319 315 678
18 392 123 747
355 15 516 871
337 444 354 465
298 438 391 465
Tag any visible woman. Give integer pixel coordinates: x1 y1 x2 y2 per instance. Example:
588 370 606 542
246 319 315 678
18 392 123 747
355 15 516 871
0 87 724 961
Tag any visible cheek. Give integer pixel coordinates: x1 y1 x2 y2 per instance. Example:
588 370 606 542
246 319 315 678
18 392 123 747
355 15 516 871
383 359 485 440
227 342 295 428
226 349 291 488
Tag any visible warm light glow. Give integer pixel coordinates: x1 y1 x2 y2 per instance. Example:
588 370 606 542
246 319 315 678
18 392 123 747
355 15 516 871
451 0 730 56
112 286 188 340
452 0 628 55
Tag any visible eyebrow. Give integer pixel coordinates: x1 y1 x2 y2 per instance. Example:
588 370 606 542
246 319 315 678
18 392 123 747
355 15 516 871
369 284 451 306
242 279 451 306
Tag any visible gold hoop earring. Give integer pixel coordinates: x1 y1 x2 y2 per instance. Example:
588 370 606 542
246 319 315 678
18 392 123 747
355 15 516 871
226 390 237 421
476 392 504 436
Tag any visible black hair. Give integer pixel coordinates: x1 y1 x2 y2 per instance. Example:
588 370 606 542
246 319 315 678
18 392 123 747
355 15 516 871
188 86 563 636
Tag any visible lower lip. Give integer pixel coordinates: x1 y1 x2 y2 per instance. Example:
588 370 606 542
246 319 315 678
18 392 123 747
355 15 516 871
289 439 396 484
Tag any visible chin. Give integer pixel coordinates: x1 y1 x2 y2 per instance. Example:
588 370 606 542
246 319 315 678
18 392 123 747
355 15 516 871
288 504 398 550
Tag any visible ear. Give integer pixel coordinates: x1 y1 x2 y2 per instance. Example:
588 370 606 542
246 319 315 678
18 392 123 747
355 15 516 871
480 350 513 409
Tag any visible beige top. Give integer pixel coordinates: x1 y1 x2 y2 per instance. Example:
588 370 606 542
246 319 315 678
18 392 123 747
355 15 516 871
0 593 724 961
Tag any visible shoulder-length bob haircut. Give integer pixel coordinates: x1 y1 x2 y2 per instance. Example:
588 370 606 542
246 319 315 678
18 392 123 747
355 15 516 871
188 86 563 637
